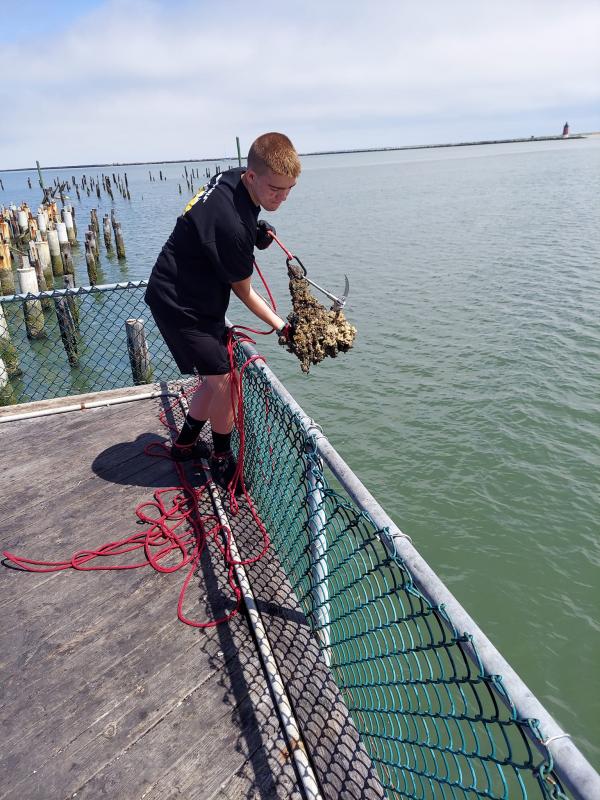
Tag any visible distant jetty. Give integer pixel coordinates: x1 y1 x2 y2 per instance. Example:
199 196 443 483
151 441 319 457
301 133 586 157
0 133 588 173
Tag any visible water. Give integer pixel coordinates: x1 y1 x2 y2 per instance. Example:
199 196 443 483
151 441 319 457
2 137 599 768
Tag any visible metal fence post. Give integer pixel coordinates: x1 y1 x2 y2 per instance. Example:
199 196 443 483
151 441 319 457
306 448 331 665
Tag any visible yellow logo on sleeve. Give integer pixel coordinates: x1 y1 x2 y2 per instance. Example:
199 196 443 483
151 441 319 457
183 186 206 214
183 173 223 214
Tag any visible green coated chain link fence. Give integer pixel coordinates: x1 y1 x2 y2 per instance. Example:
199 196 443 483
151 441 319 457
1 282 596 799
233 348 581 800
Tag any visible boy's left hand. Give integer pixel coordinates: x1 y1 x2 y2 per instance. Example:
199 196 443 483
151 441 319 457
256 220 276 250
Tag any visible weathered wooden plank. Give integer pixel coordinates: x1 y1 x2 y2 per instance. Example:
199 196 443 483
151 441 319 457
0 426 173 524
71 625 300 800
0 454 176 554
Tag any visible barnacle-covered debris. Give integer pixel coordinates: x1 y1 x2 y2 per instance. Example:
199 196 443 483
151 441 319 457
279 272 357 373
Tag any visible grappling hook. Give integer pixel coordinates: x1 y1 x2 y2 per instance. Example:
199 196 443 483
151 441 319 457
285 254 349 312
267 230 350 311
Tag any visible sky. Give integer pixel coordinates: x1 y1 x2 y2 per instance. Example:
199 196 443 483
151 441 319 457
1 0 599 169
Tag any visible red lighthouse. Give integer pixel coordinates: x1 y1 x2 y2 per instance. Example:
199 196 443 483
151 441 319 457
562 121 570 137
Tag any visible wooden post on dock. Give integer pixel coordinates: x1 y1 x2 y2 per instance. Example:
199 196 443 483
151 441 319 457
18 259 46 339
0 303 21 377
55 296 79 367
125 318 153 385
0 239 15 295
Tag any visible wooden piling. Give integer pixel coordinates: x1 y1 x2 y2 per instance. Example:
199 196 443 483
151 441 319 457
0 219 11 244
103 215 113 250
37 211 48 241
0 356 16 406
35 240 53 288
55 296 79 367
125 318 153 385
63 273 80 330
17 259 46 339
60 242 74 275
28 241 51 308
86 229 99 261
85 242 98 285
0 303 21 377
47 228 64 277
28 217 39 241
57 222 74 275
17 209 28 233
90 208 100 235
62 207 77 246
0 239 15 295
114 222 126 259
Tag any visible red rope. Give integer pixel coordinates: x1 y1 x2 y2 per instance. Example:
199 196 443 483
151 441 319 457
2 253 284 629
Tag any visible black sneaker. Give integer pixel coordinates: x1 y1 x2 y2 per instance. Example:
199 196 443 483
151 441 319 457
171 438 211 462
210 451 246 496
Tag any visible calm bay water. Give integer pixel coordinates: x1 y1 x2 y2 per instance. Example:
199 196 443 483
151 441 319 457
2 137 599 767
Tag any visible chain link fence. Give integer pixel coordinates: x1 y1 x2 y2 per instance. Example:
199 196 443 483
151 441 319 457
232 342 598 800
0 282 179 405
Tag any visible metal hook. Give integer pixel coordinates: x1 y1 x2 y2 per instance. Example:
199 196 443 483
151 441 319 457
286 257 350 311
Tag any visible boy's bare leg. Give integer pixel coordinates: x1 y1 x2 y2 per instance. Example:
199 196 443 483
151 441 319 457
188 372 237 434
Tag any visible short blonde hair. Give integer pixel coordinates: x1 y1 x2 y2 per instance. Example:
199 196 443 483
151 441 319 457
247 132 301 178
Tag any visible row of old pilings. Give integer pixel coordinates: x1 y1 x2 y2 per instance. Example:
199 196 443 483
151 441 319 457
1 202 126 295
177 164 222 196
0 199 129 399
39 171 132 203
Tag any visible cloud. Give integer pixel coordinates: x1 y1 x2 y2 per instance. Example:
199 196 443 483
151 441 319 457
1 0 599 168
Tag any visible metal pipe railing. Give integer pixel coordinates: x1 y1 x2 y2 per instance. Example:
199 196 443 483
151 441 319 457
0 280 147 304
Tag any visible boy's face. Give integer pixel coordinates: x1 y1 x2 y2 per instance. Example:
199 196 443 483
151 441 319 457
244 167 297 211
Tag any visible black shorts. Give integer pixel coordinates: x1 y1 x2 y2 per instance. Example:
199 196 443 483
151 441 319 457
150 310 231 375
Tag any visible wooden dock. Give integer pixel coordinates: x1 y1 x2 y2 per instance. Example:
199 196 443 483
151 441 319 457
0 389 384 800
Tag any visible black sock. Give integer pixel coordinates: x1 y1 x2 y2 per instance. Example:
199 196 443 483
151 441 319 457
175 414 206 447
212 430 232 456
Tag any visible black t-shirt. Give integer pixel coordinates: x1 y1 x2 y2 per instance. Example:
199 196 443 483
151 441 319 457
145 167 259 333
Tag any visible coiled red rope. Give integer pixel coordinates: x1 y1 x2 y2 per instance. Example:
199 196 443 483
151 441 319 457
2 255 284 628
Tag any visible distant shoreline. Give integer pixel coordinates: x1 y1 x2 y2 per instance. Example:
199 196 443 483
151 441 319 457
0 133 590 173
